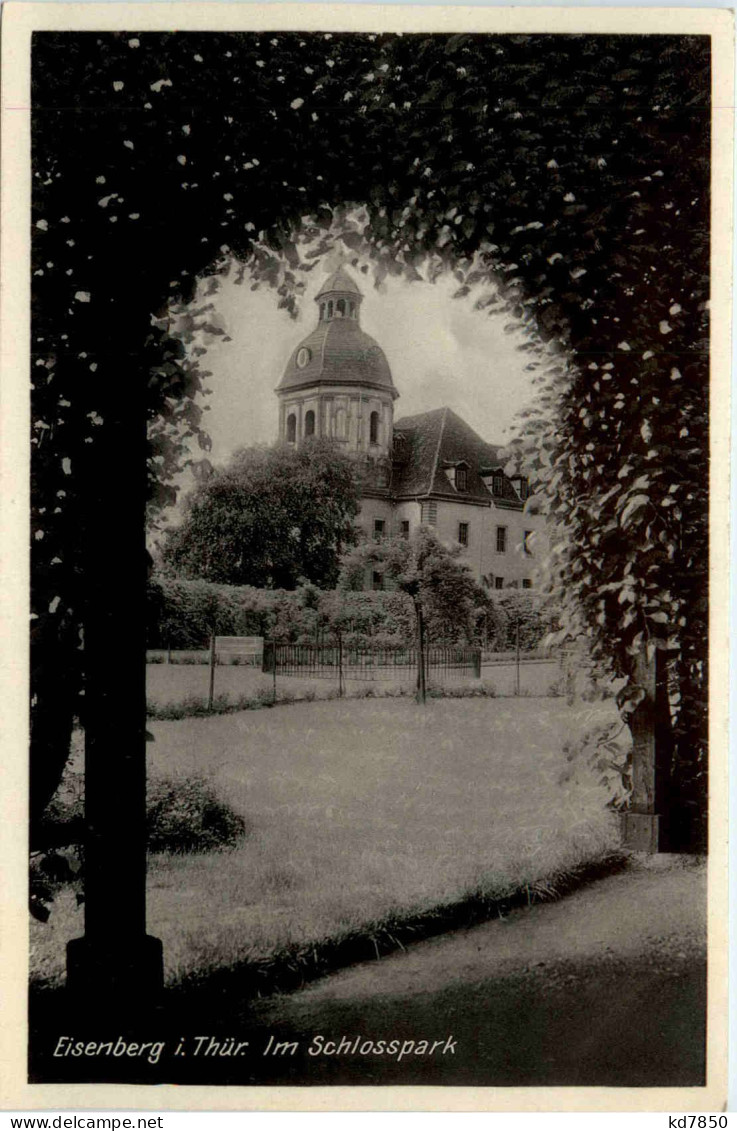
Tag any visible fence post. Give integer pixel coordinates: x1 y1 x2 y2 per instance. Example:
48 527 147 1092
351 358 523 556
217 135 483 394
207 632 216 711
515 619 521 696
473 648 482 680
338 633 344 698
565 649 576 705
416 607 427 705
166 639 172 665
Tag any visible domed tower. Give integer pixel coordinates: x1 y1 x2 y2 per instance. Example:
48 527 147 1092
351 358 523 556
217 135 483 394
276 267 398 463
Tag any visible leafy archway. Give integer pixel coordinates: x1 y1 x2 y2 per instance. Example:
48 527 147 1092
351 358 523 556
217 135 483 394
32 31 709 856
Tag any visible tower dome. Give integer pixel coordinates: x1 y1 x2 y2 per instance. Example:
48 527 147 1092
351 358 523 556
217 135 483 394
276 267 398 459
277 268 397 398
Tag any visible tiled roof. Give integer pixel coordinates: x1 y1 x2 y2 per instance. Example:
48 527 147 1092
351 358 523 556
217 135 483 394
278 318 397 396
315 266 363 299
392 407 522 507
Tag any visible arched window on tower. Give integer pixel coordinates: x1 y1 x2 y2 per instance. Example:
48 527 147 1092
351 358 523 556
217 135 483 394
349 302 356 318
369 411 380 445
305 409 315 437
336 299 346 318
286 413 296 443
320 303 326 321
327 300 334 319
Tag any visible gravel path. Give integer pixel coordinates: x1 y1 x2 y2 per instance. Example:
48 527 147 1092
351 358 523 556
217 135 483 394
250 854 707 1086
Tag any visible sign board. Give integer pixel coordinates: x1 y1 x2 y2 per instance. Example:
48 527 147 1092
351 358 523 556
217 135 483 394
214 636 264 663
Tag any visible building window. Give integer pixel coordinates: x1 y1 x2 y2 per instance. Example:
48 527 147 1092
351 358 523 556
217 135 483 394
420 500 438 526
513 476 529 501
492 474 504 497
327 300 334 319
372 571 384 591
286 413 296 443
523 529 533 555
458 522 469 547
373 519 385 541
370 411 379 445
305 409 315 437
496 526 507 553
401 520 410 539
494 577 504 590
522 578 533 589
336 298 346 318
456 466 468 492
349 302 356 318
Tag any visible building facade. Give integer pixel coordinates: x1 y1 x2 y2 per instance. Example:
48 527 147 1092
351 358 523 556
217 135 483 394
276 267 545 589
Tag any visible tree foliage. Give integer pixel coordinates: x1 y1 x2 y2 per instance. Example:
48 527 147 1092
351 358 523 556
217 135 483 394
32 32 709 839
162 440 360 589
340 527 482 644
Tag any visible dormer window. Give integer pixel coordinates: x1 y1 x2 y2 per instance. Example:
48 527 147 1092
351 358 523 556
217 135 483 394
511 475 529 501
444 461 469 492
492 474 504 497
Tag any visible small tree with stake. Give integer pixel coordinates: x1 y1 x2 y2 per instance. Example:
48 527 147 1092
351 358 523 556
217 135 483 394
339 527 480 703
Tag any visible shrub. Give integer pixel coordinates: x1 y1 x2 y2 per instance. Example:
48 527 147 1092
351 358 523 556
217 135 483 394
146 774 248 853
560 719 633 811
477 590 560 653
36 768 247 853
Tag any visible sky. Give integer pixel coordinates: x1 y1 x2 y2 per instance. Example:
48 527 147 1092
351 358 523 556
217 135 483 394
180 260 541 482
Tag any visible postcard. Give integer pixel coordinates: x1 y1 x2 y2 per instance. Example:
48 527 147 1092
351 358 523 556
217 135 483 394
0 2 731 1113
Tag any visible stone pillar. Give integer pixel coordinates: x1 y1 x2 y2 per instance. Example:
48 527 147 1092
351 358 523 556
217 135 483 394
66 353 162 1009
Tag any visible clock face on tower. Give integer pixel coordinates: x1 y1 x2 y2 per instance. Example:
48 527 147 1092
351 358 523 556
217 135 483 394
296 347 311 369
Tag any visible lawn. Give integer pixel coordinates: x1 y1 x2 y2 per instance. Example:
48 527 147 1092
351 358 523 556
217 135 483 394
30 696 624 990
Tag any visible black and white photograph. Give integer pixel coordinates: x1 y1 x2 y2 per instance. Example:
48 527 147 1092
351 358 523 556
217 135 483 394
1 2 731 1112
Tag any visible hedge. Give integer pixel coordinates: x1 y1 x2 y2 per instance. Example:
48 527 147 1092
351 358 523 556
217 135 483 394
146 576 558 652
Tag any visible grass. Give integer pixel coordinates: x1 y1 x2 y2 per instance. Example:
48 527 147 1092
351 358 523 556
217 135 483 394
31 695 626 994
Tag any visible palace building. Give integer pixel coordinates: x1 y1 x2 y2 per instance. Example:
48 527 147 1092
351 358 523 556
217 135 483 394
276 266 545 588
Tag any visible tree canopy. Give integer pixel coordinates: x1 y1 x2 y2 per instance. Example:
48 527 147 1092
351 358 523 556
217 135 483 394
340 527 482 643
31 31 710 841
162 440 360 589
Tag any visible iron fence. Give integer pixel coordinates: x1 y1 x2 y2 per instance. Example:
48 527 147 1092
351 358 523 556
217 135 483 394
267 642 481 685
